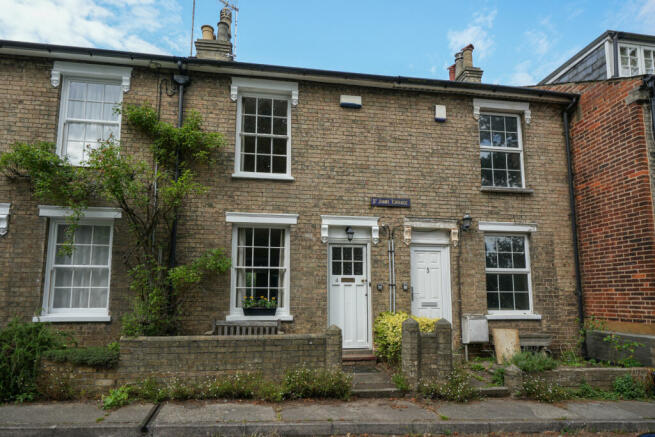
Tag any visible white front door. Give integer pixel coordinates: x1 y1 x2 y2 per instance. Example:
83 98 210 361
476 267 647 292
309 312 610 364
411 245 452 321
329 244 369 349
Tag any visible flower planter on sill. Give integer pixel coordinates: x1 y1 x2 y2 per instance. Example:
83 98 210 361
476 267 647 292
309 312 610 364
243 307 276 316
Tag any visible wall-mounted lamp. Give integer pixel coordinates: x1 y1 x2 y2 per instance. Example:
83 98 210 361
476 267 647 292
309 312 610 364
345 226 355 241
460 214 473 232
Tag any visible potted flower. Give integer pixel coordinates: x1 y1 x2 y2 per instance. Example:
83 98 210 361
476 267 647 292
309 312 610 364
242 295 277 316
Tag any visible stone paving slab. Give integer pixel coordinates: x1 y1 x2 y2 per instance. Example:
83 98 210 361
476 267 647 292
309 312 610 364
563 400 650 420
436 398 576 420
155 401 277 424
0 402 152 426
281 399 438 422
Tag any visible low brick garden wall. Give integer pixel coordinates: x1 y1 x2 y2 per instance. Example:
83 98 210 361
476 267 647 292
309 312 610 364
586 330 655 367
40 359 118 397
40 325 342 396
401 318 453 388
504 365 652 394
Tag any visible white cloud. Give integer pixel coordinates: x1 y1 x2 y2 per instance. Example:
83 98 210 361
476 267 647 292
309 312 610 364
0 0 185 54
605 0 655 33
509 61 535 86
447 8 497 60
637 0 655 24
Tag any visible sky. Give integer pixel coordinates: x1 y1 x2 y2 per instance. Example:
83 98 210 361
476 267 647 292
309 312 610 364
1 0 654 86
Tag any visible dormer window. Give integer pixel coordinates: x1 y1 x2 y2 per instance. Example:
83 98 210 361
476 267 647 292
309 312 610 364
619 44 655 77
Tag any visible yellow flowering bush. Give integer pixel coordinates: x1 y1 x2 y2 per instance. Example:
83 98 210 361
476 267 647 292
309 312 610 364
373 311 439 365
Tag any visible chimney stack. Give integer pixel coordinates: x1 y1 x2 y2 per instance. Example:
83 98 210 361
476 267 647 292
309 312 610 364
195 7 233 61
453 44 483 83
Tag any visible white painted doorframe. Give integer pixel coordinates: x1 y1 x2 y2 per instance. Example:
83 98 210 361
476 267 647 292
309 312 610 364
410 244 453 323
327 240 372 349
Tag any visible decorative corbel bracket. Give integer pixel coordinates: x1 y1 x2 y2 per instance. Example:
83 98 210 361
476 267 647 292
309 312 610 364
50 70 61 88
291 89 299 106
320 224 329 243
403 225 412 245
230 84 238 102
450 228 459 247
0 203 10 237
372 225 380 245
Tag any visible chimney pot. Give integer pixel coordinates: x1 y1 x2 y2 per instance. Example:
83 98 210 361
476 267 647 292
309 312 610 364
454 51 463 80
448 64 456 81
201 25 215 40
461 44 474 69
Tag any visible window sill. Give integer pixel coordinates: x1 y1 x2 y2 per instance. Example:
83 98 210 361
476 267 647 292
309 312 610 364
485 313 542 321
32 315 111 323
232 173 295 181
480 187 534 194
226 314 294 322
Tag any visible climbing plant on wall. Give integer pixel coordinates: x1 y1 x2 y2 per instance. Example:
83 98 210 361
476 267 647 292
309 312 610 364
0 105 231 336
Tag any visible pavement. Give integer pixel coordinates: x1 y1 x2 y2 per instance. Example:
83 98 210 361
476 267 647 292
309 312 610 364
0 398 653 436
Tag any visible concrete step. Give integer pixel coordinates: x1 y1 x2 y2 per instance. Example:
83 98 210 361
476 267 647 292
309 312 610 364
348 366 401 398
477 386 510 397
351 387 404 398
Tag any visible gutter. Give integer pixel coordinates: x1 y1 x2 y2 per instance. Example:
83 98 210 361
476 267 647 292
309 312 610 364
562 96 586 358
0 39 576 104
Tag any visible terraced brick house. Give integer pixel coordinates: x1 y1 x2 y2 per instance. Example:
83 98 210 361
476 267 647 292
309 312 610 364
0 9 581 355
540 30 655 365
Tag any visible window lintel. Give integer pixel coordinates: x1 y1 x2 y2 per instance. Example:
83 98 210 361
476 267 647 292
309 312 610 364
38 205 122 219
230 77 298 105
473 99 531 124
225 211 298 225
51 61 132 92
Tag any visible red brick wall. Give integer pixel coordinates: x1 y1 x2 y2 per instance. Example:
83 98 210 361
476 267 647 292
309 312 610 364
543 78 655 334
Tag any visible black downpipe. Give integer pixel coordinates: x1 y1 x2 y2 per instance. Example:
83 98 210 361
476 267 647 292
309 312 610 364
644 75 655 142
612 32 619 78
168 64 190 310
563 96 586 358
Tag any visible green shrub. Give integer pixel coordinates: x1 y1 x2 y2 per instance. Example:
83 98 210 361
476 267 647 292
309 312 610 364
0 319 66 402
123 369 350 404
43 343 119 369
518 376 570 402
373 311 438 365
491 367 505 386
418 368 478 402
510 351 557 373
282 368 351 400
470 363 485 372
572 382 619 400
613 374 647 399
392 372 410 392
102 385 131 409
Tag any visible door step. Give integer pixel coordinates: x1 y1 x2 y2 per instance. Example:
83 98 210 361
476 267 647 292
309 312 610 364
349 366 401 398
342 349 376 365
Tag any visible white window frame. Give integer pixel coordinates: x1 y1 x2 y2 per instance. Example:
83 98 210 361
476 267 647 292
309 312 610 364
478 112 526 189
34 206 122 323
51 62 132 166
618 43 655 77
231 77 298 181
225 212 298 321
480 222 539 319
